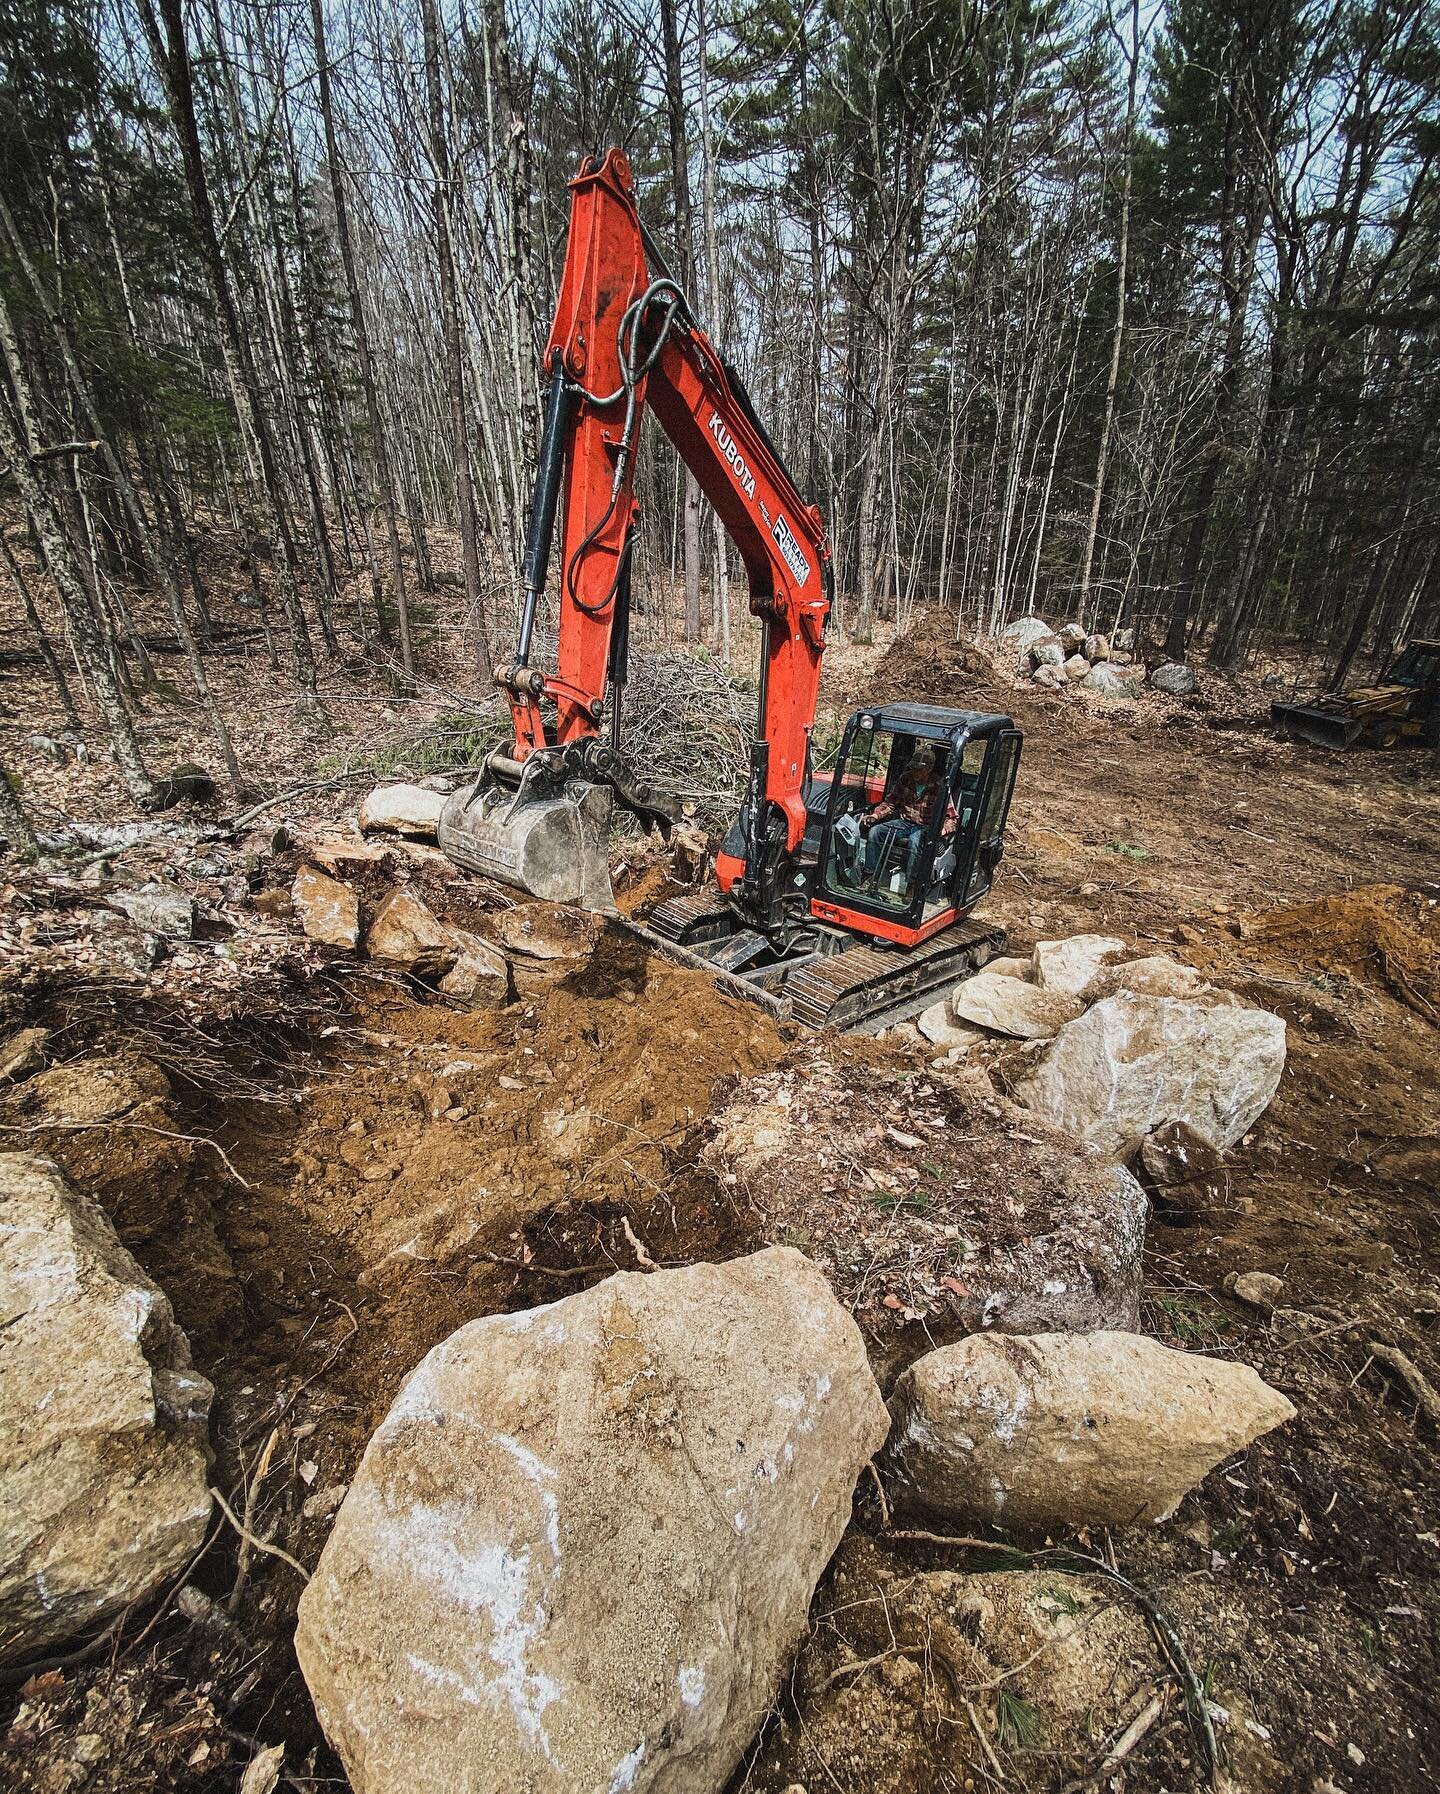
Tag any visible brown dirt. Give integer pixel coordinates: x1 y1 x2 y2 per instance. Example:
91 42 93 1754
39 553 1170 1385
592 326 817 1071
2 613 1439 1794
1240 884 1440 1023
865 607 996 706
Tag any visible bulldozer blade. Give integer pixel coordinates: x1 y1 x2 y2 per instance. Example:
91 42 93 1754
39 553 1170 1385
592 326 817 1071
438 762 617 911
1270 702 1362 751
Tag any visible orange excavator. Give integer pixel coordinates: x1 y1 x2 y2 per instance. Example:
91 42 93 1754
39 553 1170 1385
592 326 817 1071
439 149 1022 1029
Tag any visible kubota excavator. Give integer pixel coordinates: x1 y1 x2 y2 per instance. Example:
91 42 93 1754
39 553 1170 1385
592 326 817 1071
438 149 1023 1030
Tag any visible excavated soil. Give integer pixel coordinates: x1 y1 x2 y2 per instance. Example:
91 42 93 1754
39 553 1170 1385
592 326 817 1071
705 1039 1145 1360
1240 883 1440 1023
2 637 1439 1794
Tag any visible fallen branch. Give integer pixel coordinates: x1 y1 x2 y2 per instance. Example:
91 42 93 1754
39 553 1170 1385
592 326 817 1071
484 1250 612 1281
229 773 367 833
621 1213 658 1270
1368 1342 1440 1426
815 1645 907 1694
0 438 99 479
228 1427 281 1615
1065 1689 1166 1788
1032 1549 1218 1789
883 1525 1018 1553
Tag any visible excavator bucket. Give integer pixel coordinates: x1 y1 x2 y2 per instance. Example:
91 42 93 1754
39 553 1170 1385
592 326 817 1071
1269 701 1363 751
437 752 617 912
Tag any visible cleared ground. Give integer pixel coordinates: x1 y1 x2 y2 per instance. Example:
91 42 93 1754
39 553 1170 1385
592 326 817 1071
1 596 1437 1792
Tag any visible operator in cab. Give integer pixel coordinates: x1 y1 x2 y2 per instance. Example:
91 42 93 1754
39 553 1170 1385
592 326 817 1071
860 740 939 884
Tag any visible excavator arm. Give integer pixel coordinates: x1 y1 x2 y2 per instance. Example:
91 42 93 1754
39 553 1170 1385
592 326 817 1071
476 148 830 920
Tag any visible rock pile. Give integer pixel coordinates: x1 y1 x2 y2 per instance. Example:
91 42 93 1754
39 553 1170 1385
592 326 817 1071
999 613 1139 697
286 783 513 1008
914 937 1285 1172
867 935 1295 1528
996 614 1198 699
296 1248 887 1794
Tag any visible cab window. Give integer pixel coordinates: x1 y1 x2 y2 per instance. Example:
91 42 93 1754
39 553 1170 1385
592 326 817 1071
821 723 943 914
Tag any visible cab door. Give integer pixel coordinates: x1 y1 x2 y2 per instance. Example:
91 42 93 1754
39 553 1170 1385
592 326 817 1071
956 729 1022 910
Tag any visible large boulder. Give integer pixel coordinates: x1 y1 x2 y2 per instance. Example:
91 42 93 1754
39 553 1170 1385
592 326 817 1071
1061 652 1090 681
295 1249 888 1794
492 903 604 961
950 970 1082 1040
1083 632 1110 663
1151 661 1197 695
997 616 1053 668
0 1155 213 1663
1057 622 1088 654
358 783 446 839
1032 934 1127 997
1014 992 1286 1156
26 1052 171 1125
884 1330 1294 1529
1031 664 1065 691
1081 663 1142 700
1029 635 1066 669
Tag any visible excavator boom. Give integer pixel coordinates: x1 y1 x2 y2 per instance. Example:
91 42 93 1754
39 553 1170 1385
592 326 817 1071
439 148 829 916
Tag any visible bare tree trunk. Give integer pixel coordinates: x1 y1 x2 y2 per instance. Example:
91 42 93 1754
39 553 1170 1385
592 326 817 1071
1 527 79 725
0 754 38 861
421 0 491 668
0 326 156 807
696 0 730 663
1078 0 1139 615
659 0 704 644
312 0 413 676
0 194 246 794
138 0 327 732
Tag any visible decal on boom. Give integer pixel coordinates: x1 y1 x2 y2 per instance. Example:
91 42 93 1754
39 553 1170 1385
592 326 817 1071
772 513 811 587
708 412 757 501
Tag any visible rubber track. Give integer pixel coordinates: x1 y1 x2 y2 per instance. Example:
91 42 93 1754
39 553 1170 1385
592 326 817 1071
784 919 1006 1031
647 891 736 944
645 891 1005 1031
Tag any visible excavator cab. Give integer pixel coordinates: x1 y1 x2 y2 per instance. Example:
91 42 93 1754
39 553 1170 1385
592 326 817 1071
808 706 1022 941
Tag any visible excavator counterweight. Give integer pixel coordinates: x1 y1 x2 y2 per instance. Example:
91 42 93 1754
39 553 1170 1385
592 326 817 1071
439 149 1024 1030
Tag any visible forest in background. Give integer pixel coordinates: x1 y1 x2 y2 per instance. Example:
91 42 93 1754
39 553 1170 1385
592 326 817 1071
0 0 1438 812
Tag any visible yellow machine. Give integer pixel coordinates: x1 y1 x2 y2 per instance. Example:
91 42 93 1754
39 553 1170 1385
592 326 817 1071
1271 639 1440 751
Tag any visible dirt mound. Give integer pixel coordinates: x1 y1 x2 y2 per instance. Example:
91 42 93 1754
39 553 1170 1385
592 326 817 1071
706 1041 1145 1360
746 1534 1158 1792
1242 884 1439 1023
866 608 996 706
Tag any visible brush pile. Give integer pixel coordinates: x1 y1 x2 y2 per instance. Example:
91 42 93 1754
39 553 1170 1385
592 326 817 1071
617 647 757 826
